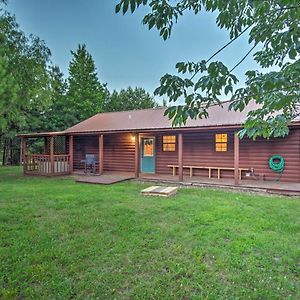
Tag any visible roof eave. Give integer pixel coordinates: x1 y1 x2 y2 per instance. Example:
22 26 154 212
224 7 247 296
16 121 300 138
16 131 66 138
64 124 244 135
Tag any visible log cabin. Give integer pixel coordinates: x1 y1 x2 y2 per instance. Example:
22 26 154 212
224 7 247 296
17 101 300 186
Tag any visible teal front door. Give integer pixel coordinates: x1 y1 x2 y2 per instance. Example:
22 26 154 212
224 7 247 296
141 137 155 173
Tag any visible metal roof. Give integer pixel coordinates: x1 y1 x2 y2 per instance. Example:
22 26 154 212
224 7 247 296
64 101 258 134
17 101 300 137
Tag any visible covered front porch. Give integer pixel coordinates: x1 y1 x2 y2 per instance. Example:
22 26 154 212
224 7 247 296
18 128 299 191
19 132 73 176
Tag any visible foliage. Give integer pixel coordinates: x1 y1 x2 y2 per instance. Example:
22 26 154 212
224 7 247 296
0 3 52 165
0 53 19 136
0 11 52 138
104 86 158 112
42 66 68 131
1 166 299 298
116 0 300 138
65 44 109 127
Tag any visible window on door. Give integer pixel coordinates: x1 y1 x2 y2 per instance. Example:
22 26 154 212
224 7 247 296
143 139 154 156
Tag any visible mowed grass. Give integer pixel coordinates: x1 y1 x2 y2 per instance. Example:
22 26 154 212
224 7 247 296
0 167 299 299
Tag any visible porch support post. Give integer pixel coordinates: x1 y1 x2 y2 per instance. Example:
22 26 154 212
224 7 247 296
99 134 104 175
135 133 139 178
178 133 183 182
69 135 73 174
234 132 240 185
50 136 55 176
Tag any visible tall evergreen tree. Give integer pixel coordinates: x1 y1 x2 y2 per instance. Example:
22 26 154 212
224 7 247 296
43 66 68 131
66 44 108 126
104 86 158 112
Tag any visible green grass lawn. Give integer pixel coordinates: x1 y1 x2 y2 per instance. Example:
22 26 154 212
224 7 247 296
0 167 299 299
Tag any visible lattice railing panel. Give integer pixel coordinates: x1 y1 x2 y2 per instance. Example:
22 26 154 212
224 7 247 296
54 136 67 155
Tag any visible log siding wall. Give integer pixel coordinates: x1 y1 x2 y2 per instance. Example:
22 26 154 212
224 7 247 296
72 128 300 183
239 128 300 182
103 133 135 172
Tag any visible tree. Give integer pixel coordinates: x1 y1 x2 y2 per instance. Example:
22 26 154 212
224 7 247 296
116 0 300 138
0 5 52 164
42 66 68 131
0 12 52 134
104 86 158 112
65 44 109 126
0 53 19 135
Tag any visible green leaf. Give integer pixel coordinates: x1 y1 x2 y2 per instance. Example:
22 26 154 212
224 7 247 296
130 0 136 13
224 85 232 95
115 3 121 13
123 0 129 14
288 48 297 60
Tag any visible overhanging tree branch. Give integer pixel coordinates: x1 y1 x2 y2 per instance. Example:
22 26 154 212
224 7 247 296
190 24 253 80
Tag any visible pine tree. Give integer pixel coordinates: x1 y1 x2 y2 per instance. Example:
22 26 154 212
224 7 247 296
66 44 108 126
43 66 68 131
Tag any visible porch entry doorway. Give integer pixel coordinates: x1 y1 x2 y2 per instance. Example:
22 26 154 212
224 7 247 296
141 137 155 173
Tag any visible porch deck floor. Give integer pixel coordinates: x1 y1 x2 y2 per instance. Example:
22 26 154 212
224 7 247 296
139 173 300 195
73 170 300 195
75 172 134 185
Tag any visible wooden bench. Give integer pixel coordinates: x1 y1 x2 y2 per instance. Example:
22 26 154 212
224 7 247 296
168 165 250 180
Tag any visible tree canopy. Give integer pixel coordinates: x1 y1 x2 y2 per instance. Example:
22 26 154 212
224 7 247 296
0 10 52 139
104 86 158 112
42 66 68 132
0 0 160 164
116 0 300 138
65 44 109 127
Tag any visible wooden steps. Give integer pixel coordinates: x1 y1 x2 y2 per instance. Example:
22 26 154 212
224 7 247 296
141 186 178 197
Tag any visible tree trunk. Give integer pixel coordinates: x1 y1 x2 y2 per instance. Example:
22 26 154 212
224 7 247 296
2 139 7 166
10 138 13 165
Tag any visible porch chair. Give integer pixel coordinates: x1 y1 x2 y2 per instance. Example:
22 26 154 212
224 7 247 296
81 154 98 174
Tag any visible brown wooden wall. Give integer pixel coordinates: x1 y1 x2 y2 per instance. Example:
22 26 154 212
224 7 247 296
174 129 299 182
155 128 300 182
239 128 300 182
182 130 235 179
156 129 300 182
103 133 135 172
155 130 238 178
72 128 300 183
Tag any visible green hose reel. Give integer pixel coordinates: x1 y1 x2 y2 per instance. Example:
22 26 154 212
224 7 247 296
269 155 285 180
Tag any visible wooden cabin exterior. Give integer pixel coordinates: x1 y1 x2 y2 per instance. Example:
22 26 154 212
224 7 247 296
18 102 300 185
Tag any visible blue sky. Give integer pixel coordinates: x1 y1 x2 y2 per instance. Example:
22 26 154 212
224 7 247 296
6 0 258 103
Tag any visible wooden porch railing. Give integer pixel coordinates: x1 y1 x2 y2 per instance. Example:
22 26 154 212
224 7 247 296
24 154 71 176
